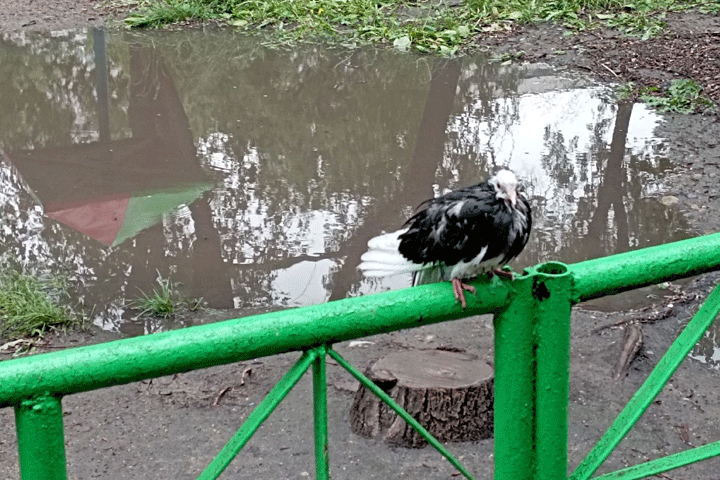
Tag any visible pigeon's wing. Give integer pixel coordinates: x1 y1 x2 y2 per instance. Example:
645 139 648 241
502 191 532 263
398 184 500 267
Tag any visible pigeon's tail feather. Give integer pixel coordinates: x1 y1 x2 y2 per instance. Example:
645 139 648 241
358 230 427 277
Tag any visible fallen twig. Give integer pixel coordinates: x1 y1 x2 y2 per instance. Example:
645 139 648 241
613 323 644 380
592 290 697 334
213 386 232 406
239 366 253 386
599 62 620 79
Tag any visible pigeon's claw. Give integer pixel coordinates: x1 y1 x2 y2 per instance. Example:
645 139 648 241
452 277 476 309
492 268 515 280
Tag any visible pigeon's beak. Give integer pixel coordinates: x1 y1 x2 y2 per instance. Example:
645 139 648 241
507 189 517 207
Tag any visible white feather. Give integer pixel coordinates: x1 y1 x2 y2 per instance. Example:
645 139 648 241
358 229 429 277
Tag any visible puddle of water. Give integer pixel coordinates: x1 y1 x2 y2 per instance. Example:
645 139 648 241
691 329 720 370
0 28 691 335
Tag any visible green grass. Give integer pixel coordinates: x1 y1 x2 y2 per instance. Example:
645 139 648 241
640 79 716 114
618 79 716 113
118 0 720 53
129 274 202 319
0 268 83 341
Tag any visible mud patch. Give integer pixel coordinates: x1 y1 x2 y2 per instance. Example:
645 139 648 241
478 12 720 106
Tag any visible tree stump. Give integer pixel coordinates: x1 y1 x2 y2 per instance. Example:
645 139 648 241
349 349 494 448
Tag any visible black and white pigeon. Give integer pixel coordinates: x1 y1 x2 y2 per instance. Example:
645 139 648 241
358 169 532 309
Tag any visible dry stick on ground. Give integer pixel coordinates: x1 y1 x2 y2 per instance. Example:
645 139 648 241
591 290 697 380
213 365 253 405
592 290 697 335
613 323 643 381
213 386 232 406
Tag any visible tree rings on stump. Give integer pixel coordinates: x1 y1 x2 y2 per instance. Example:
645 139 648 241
349 348 494 448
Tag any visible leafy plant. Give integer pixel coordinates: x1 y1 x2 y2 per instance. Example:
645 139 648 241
130 275 179 318
119 0 720 54
640 79 715 114
617 82 636 101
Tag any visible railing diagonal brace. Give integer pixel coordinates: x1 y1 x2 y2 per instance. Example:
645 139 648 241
571 281 720 480
327 348 475 480
198 348 319 480
591 438 720 480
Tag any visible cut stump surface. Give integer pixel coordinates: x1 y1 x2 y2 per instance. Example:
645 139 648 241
349 348 494 448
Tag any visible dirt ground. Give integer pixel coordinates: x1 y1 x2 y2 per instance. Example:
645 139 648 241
3 4 720 480
0 0 115 33
477 12 720 106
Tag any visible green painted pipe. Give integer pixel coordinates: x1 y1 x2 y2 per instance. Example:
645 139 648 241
493 273 535 480
572 232 720 303
198 349 317 479
0 279 511 408
312 345 330 480
531 262 572 480
4 232 720 480
591 439 720 479
14 394 67 480
3 233 720 410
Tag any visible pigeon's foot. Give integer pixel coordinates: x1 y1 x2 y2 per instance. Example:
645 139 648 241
452 277 476 309
492 268 515 280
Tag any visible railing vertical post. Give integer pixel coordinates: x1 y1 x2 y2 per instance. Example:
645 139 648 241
493 273 536 480
14 393 68 480
312 345 329 480
533 262 572 479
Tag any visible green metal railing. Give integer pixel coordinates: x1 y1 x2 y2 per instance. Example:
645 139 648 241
2 232 720 479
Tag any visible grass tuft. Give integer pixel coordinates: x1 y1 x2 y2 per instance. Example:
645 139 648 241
0 268 83 341
129 274 202 319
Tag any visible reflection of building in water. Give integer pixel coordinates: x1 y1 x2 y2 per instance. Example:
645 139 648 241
1 29 218 333
0 29 690 335
8 141 211 247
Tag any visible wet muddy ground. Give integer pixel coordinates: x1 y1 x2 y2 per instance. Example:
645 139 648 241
2 4 720 480
0 0 114 33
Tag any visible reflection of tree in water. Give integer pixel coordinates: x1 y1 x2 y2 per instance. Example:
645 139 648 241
0 30 131 149
531 99 688 266
3 31 423 317
441 60 523 189
173 36 439 305
0 159 110 310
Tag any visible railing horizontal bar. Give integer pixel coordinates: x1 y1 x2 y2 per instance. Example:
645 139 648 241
2 233 720 412
0 279 511 408
198 349 317 480
570 281 720 480
327 348 475 480
571 232 720 304
591 439 720 480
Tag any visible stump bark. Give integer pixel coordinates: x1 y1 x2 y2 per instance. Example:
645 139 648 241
349 349 494 448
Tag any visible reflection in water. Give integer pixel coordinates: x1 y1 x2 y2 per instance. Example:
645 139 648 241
691 301 720 370
0 28 690 335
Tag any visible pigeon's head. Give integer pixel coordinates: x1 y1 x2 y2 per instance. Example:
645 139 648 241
490 169 519 207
